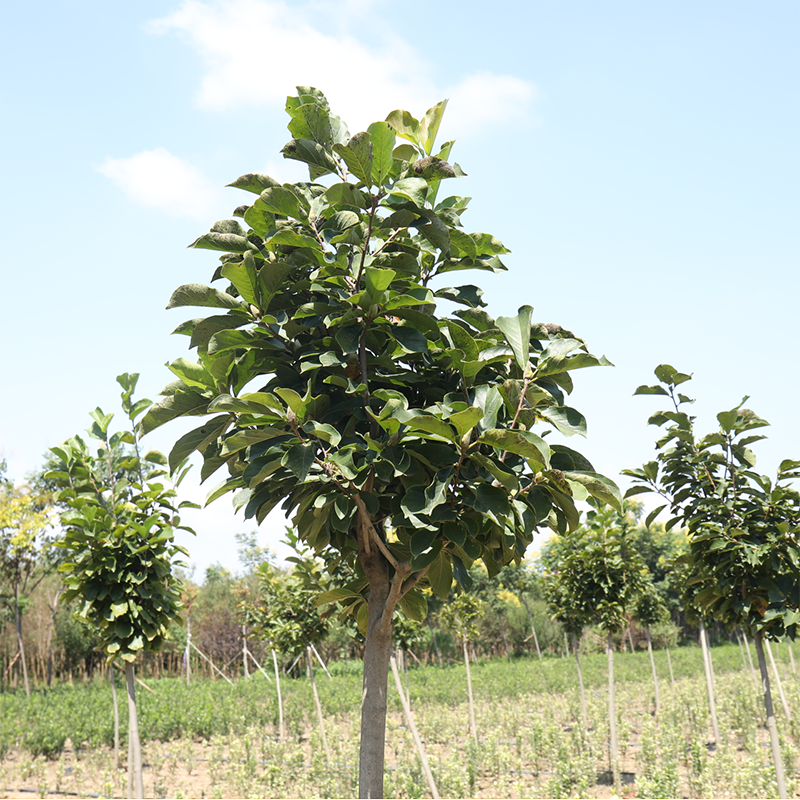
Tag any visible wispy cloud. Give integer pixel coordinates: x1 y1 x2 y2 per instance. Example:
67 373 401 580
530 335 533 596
96 148 225 221
147 0 539 135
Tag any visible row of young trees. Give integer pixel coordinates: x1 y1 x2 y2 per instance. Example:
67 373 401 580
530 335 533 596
2 87 798 799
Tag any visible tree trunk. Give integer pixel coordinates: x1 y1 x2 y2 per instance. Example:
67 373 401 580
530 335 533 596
390 648 440 799
307 647 331 764
463 635 478 746
645 628 660 716
754 630 788 799
698 620 720 746
766 640 792 722
572 634 588 731
359 573 393 799
15 582 30 697
185 614 191 687
500 615 511 662
242 626 249 681
788 640 796 675
520 596 542 659
125 663 144 799
427 618 443 668
606 632 620 793
110 666 120 769
665 641 675 686
271 649 285 743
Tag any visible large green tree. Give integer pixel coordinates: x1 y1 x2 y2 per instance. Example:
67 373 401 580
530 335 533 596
141 87 619 797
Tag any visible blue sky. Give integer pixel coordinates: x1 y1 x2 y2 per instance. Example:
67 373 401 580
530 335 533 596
2 0 798 577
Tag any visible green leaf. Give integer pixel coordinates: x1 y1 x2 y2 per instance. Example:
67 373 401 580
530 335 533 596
479 429 551 469
496 306 533 370
138 391 210 436
398 588 428 622
367 121 395 186
418 99 448 155
189 231 254 254
364 267 396 304
281 138 338 178
388 177 428 206
227 173 280 195
390 324 429 353
563 472 622 512
333 131 373 186
447 407 483 438
167 284 243 311
539 406 587 437
168 416 231 473
386 109 419 144
645 505 667 528
427 551 453 600
283 442 316 482
257 186 308 220
633 385 669 396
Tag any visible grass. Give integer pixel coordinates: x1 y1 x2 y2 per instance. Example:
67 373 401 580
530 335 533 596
0 642 797 798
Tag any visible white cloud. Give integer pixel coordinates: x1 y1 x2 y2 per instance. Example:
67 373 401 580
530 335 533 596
147 0 539 135
96 147 225 221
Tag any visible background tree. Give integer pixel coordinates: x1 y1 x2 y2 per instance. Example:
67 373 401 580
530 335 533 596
625 364 800 799
140 87 619 797
47 373 194 799
540 503 648 791
0 469 53 695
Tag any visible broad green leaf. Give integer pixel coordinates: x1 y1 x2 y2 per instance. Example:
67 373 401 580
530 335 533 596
390 324 429 353
539 406 587 437
418 99 448 155
226 173 280 195
447 406 484 438
364 267 396 303
398 588 428 621
325 183 370 208
283 442 316 482
168 416 231 473
281 138 338 178
496 306 533 370
563 471 622 512
219 429 287 456
189 231 254 254
138 391 210 436
257 186 308 220
479 428 551 469
367 121 395 186
388 177 428 206
333 131 373 186
385 109 419 144
167 284 244 311
427 550 453 600
166 357 215 390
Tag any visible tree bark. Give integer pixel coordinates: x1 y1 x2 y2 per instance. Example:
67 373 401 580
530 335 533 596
788 640 796 675
754 630 788 799
427 618 443 668
698 620 720 746
184 614 191 687
125 662 144 799
665 641 675 686
606 632 620 793
307 647 331 764
271 649 285 743
359 569 393 799
463 635 478 746
572 634 588 731
645 628 660 716
766 639 792 722
390 649 439 799
520 596 542 659
242 626 249 681
110 666 120 769
14 582 30 697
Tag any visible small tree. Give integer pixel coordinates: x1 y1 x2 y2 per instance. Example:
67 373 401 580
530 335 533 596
48 374 194 798
633 579 668 716
625 364 800 799
140 87 619 797
0 480 52 695
540 504 647 791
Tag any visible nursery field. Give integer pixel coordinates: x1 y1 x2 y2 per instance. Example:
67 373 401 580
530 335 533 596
0 643 797 799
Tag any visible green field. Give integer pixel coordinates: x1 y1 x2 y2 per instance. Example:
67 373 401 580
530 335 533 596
0 643 797 799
